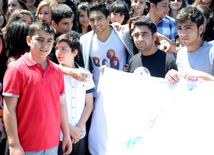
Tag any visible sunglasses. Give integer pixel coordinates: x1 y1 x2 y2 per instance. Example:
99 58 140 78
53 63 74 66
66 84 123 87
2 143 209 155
170 0 182 2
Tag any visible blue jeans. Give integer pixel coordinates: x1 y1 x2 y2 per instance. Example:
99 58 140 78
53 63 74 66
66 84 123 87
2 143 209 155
25 145 58 155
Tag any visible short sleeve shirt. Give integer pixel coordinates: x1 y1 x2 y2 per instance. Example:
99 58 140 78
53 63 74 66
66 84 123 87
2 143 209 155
3 53 65 151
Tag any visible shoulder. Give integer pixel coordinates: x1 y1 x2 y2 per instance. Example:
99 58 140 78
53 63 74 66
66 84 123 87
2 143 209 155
80 30 94 41
129 52 141 62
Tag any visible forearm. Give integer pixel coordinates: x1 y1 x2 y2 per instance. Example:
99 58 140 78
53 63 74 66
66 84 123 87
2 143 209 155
60 97 70 136
3 98 21 148
157 33 177 53
77 93 93 129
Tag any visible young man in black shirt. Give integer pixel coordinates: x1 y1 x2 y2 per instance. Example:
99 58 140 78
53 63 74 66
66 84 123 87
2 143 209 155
129 17 177 78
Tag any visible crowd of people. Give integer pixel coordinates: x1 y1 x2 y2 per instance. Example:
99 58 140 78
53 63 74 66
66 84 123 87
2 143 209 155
0 0 214 154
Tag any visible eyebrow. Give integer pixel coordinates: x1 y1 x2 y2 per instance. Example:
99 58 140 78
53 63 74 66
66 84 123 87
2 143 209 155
89 16 103 20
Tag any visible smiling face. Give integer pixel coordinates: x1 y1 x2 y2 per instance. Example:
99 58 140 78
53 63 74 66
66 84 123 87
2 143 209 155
26 0 35 7
153 0 170 19
176 19 203 48
79 10 89 27
8 0 21 14
89 10 110 36
110 12 125 24
131 0 146 16
38 6 51 23
27 30 54 61
169 0 182 11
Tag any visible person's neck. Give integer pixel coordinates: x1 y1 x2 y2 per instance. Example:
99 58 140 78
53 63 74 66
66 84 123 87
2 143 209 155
96 26 112 42
187 38 203 52
28 52 48 70
81 26 89 34
134 11 144 17
28 5 37 13
170 10 178 19
62 61 76 68
148 12 161 24
56 0 66 3
141 45 157 56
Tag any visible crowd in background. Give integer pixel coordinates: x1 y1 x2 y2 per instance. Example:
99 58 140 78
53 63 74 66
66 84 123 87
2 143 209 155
0 0 214 154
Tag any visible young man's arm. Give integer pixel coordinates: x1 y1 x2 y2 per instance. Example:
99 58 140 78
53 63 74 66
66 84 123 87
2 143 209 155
58 65 92 82
70 92 94 144
156 33 177 54
59 96 72 154
181 70 214 81
3 97 25 155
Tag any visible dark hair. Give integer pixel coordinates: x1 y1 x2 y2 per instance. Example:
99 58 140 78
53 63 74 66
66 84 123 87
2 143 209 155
75 2 91 33
196 4 212 19
146 0 163 11
28 20 55 38
56 33 80 53
132 16 157 34
89 1 110 18
0 9 6 29
169 0 186 16
5 21 29 63
1 0 8 15
51 4 73 24
176 7 204 28
110 1 130 25
0 31 6 83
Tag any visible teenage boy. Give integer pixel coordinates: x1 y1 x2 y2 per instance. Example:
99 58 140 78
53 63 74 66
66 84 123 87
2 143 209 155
3 20 72 155
129 17 177 77
55 34 95 155
50 4 84 67
147 0 177 41
165 7 214 83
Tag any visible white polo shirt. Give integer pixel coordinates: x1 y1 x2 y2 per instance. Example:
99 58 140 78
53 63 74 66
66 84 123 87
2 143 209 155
60 63 95 141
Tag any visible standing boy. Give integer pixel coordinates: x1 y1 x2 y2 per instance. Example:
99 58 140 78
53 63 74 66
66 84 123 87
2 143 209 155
3 20 72 155
165 7 214 83
55 34 95 155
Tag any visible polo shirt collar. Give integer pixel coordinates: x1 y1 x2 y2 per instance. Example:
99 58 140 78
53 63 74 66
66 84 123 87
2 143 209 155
22 53 55 69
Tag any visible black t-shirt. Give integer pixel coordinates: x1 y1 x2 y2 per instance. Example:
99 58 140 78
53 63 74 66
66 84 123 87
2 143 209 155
129 49 177 78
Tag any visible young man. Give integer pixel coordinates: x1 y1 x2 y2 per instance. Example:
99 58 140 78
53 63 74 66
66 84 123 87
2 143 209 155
3 20 72 155
80 1 134 95
165 7 214 83
55 34 95 155
147 0 177 41
129 17 177 78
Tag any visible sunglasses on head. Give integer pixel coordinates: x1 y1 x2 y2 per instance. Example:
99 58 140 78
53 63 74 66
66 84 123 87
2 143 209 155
170 0 182 2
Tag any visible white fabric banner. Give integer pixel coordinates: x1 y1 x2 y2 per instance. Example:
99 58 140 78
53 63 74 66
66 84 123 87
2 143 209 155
88 68 214 155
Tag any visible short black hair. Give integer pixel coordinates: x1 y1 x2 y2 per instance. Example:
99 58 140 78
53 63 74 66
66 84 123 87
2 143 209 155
146 0 163 11
110 1 130 25
51 4 74 24
55 34 80 53
176 7 204 28
89 1 110 18
28 20 55 38
132 17 157 35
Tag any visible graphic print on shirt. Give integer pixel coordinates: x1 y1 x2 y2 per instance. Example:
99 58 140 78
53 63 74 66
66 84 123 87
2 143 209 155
106 49 119 69
93 57 101 67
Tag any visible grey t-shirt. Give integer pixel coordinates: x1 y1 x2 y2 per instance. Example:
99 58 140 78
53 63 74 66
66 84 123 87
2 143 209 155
177 41 214 75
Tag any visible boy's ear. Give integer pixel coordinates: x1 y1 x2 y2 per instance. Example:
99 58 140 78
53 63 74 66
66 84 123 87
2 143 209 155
52 20 57 28
72 49 78 57
26 36 31 46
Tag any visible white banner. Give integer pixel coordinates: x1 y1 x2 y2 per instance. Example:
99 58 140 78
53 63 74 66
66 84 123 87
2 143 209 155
88 68 214 155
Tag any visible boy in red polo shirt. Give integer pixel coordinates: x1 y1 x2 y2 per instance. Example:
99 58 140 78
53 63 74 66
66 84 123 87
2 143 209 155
3 20 72 155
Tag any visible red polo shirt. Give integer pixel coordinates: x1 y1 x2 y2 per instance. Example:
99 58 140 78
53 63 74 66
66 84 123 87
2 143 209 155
3 53 65 151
